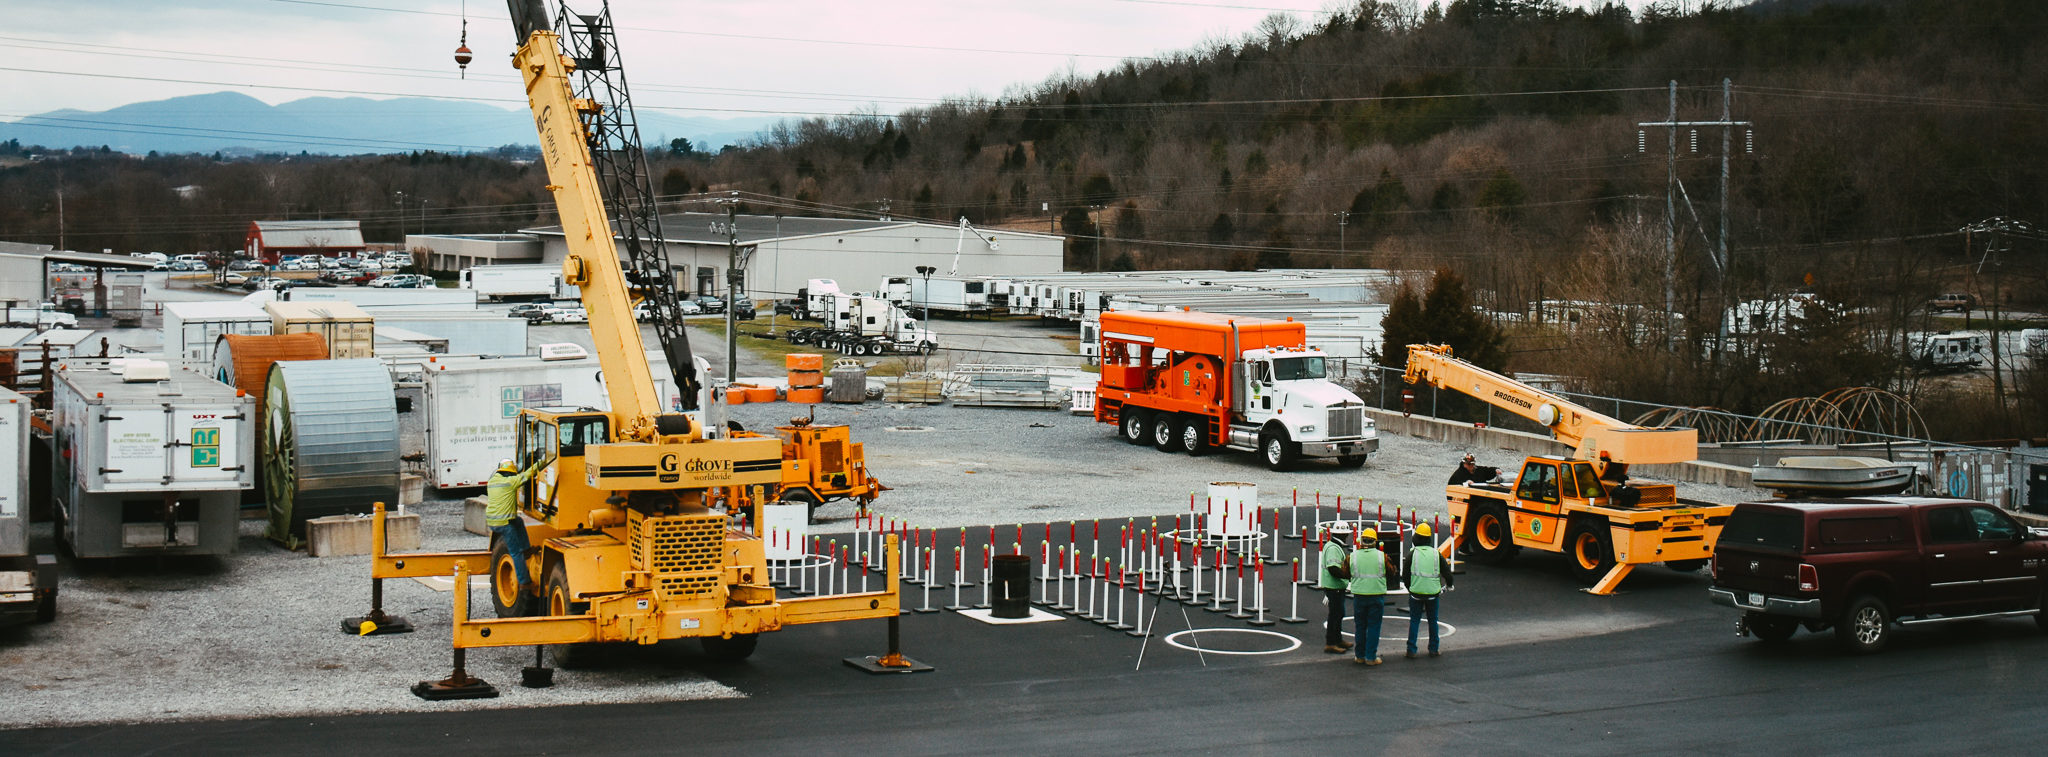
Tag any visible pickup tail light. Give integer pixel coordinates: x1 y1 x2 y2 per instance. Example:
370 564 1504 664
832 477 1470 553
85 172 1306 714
1797 563 1818 592
1709 553 1719 579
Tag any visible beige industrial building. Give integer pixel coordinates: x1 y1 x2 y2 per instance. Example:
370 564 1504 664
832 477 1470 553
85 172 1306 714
503 213 1065 301
404 233 544 272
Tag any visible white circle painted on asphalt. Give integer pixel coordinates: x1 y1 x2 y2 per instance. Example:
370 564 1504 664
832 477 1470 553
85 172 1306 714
1336 616 1458 641
1162 628 1303 656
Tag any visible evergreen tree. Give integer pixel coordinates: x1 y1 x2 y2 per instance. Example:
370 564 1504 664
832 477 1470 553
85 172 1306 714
1419 267 1508 371
1378 284 1427 369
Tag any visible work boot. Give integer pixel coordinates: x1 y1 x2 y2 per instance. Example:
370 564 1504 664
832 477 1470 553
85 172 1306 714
1337 641 1353 651
1323 645 1346 654
1405 652 1416 659
1364 658 1383 666
1429 651 1441 658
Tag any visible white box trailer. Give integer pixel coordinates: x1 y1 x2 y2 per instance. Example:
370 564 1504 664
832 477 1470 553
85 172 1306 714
371 311 528 356
162 301 272 362
51 361 254 558
458 264 576 302
881 275 992 316
0 386 57 625
277 287 477 311
416 350 696 489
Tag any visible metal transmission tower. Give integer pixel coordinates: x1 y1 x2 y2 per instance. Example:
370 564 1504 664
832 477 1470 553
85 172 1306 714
1636 79 1752 352
554 2 700 408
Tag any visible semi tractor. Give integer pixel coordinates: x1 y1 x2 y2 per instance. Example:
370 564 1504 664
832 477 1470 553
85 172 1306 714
786 287 938 356
365 0 906 699
1092 310 1378 470
1402 343 1732 595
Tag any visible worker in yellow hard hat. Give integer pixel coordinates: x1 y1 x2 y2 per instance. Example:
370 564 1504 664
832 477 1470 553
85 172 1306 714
1347 526 1389 666
1402 522 1453 659
487 455 552 602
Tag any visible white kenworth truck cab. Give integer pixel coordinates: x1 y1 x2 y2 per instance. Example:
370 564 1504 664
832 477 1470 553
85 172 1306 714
1094 309 1377 470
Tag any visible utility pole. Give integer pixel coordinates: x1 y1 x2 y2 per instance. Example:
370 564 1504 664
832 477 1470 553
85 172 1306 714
1961 216 2042 433
1334 211 1349 259
1636 79 1752 353
393 191 407 240
56 185 65 252
717 192 741 383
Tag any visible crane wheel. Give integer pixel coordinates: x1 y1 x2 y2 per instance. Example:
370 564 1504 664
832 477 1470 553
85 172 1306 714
701 633 760 662
1565 519 1613 585
544 562 597 668
490 537 539 618
1152 414 1179 452
1120 409 1150 445
1464 504 1518 565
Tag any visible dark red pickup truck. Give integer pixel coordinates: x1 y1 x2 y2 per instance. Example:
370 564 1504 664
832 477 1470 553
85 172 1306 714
1709 497 2048 653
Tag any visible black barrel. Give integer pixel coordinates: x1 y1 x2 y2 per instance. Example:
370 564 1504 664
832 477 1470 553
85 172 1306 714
991 554 1031 618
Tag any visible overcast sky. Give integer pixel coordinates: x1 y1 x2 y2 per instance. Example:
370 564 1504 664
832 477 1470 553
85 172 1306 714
6 0 1660 123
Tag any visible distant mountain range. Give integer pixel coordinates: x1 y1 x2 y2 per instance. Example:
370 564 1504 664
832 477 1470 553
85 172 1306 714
0 91 780 156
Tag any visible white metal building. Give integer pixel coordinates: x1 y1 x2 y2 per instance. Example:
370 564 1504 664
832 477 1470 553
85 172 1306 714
521 213 1064 302
405 233 545 272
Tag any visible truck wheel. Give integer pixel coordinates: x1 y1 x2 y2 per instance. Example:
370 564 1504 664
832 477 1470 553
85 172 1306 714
1339 455 1367 468
1746 612 1797 643
1120 409 1150 445
1259 430 1296 471
1177 417 1207 455
1152 414 1179 452
1834 594 1890 654
919 341 936 355
1465 504 1518 565
1565 519 1614 585
490 537 538 618
701 633 760 662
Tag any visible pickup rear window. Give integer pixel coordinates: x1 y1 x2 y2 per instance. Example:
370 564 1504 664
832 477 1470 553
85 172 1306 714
1817 517 1906 547
1719 509 1803 551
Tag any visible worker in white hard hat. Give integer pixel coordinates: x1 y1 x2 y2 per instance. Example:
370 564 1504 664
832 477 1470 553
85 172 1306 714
1402 522 1453 659
1347 526 1389 666
487 456 552 600
1317 524 1354 655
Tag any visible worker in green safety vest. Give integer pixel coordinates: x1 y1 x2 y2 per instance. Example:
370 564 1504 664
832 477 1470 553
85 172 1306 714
487 456 551 600
1317 525 1354 654
1402 522 1454 658
1348 527 1388 666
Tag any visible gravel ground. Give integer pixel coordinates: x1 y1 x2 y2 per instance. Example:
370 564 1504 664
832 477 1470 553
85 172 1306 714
1 401 1767 728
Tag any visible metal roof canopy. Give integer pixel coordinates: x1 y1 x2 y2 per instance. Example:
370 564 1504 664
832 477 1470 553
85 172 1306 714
0 249 157 269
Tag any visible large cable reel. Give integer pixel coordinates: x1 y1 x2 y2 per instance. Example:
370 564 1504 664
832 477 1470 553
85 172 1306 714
263 359 400 548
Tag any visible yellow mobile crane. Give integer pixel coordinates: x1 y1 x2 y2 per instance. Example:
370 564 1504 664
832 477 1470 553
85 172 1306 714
1403 344 1732 595
351 1 912 699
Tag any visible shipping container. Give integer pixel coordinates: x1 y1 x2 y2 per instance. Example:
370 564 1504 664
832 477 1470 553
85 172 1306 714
163 301 272 362
458 264 577 301
51 361 254 558
265 300 374 359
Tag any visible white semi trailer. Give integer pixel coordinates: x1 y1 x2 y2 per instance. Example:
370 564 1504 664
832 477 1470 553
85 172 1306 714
458 264 578 302
0 386 57 625
51 360 255 558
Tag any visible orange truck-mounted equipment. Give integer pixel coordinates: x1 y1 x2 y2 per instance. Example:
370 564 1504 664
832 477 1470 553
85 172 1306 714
1403 343 1731 595
1094 310 1377 470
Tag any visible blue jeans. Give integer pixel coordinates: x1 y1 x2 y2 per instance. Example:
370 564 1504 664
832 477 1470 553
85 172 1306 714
1352 595 1384 660
1407 595 1440 655
492 521 532 585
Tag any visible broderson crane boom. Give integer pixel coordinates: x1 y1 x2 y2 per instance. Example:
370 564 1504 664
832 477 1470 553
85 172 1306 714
353 1 913 700
1403 344 1730 595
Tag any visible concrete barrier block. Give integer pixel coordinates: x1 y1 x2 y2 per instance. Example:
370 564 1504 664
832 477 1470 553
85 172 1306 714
306 513 420 557
463 496 489 536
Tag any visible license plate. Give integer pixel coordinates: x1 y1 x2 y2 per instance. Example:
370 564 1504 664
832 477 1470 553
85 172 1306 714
1747 593 1764 606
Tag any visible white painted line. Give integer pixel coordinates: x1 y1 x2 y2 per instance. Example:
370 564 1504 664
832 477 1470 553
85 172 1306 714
957 607 1066 625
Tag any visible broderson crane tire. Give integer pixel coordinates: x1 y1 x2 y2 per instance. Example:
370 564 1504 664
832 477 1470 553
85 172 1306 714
1260 430 1297 471
701 633 760 662
1177 417 1207 455
490 537 538 618
1746 612 1797 643
1465 503 1518 565
1565 519 1614 586
543 562 598 668
1835 594 1890 654
1120 408 1150 445
1153 413 1180 452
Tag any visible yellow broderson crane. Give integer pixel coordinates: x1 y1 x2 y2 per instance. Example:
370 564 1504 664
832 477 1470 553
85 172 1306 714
350 0 917 699
1403 344 1733 595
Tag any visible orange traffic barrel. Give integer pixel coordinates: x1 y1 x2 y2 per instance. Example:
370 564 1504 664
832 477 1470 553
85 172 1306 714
787 386 824 404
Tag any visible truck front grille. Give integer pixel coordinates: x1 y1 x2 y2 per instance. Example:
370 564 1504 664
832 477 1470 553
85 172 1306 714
1327 406 1365 438
635 514 724 599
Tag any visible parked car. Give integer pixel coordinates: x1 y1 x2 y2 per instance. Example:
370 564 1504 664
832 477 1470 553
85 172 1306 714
228 260 262 271
691 296 725 313
1710 498 2048 654
241 276 286 291
731 299 756 320
508 303 551 320
369 274 431 288
222 272 248 285
546 306 588 324
1928 293 1976 313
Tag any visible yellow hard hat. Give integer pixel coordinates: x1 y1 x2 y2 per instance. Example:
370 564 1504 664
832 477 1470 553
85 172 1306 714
1358 527 1377 541
1415 523 1433 537
497 458 516 474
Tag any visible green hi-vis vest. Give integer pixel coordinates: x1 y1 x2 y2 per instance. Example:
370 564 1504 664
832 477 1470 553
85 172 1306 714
1318 542 1348 590
1409 545 1443 596
1348 547 1387 596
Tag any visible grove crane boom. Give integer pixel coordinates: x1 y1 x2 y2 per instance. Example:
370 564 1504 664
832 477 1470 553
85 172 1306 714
1402 344 1729 595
